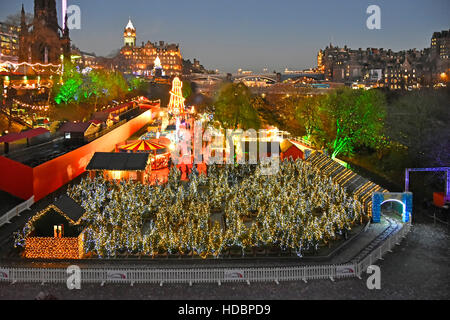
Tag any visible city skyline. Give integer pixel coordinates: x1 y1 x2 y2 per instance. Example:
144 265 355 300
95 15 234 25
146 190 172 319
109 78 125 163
0 0 449 72
0 0 449 303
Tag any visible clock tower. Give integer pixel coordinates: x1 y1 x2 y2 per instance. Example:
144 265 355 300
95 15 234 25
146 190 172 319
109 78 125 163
124 18 136 47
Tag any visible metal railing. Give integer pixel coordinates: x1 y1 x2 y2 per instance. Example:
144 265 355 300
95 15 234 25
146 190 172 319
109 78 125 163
0 221 411 285
292 136 314 147
356 222 411 277
0 263 356 285
0 196 34 228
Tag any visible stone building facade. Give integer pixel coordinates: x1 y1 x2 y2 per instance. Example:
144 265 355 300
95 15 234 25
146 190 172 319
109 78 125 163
317 30 450 89
118 19 182 76
18 0 70 64
0 22 20 63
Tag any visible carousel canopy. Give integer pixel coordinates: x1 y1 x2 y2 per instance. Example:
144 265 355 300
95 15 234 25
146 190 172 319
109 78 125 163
119 140 166 152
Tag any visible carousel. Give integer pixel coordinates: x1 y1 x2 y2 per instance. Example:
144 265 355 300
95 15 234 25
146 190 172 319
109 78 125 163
118 140 170 170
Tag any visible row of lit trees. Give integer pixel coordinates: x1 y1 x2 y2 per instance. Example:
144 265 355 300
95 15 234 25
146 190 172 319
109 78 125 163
213 83 387 160
63 161 365 258
52 62 132 106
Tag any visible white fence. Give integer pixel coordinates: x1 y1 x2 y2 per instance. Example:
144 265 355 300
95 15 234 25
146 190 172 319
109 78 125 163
0 196 34 228
0 263 357 285
0 222 411 285
356 222 411 277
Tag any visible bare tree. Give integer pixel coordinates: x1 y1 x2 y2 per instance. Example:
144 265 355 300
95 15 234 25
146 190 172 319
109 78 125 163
4 11 33 26
386 89 450 168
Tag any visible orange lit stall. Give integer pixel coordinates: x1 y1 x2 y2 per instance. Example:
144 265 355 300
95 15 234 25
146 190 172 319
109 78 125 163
24 195 86 260
86 152 150 183
118 140 169 170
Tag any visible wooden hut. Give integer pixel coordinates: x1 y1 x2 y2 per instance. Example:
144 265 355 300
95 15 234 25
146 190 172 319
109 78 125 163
24 195 86 259
86 152 150 183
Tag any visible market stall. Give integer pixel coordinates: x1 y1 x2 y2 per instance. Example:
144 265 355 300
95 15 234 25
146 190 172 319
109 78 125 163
118 140 169 170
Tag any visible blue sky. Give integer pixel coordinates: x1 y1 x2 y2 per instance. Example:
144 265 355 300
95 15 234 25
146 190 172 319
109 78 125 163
1 0 449 72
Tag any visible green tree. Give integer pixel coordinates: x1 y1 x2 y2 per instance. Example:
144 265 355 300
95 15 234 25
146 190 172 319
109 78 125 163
317 88 386 159
214 83 260 130
54 78 82 104
182 81 192 99
54 62 83 105
87 69 110 109
275 94 307 137
129 76 148 95
386 89 450 168
254 93 312 137
295 95 321 140
106 71 129 99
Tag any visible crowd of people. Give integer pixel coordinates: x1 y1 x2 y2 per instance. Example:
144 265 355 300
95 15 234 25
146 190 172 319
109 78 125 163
66 160 366 258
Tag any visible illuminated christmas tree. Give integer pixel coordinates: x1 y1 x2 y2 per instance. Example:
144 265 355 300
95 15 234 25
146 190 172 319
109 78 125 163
154 56 162 68
152 56 165 77
168 76 185 116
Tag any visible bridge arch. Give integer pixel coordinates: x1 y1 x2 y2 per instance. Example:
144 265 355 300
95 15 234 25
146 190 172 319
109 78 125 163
235 76 277 83
191 76 222 82
372 192 412 223
380 199 406 217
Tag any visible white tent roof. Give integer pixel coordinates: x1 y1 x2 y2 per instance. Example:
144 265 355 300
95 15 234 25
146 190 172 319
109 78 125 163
126 19 135 30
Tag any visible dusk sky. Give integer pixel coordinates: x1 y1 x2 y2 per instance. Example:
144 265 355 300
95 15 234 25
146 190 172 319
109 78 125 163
1 0 449 72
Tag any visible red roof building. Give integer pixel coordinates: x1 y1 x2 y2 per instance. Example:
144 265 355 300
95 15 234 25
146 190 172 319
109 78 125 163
58 122 100 144
0 128 49 144
0 128 50 154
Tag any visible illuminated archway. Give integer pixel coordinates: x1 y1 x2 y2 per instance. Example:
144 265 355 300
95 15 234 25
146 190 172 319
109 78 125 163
380 199 406 217
372 192 412 223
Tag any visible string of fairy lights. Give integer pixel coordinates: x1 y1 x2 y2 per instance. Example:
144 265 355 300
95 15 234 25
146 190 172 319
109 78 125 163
15 160 367 259
14 204 82 252
12 98 50 111
0 61 63 75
